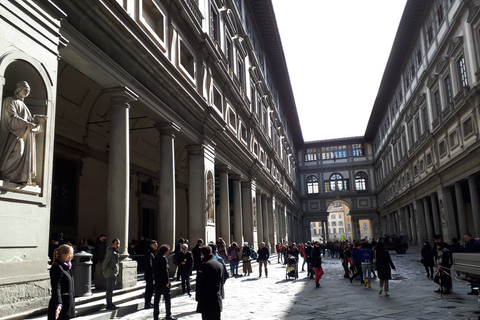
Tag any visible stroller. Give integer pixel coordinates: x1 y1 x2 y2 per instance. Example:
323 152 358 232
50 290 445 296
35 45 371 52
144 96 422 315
285 255 298 280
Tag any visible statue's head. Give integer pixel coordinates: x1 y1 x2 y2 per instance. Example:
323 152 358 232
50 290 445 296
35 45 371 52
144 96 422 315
14 81 30 98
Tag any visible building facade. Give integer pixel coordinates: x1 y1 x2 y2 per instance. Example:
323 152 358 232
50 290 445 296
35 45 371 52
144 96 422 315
0 0 303 316
365 0 480 246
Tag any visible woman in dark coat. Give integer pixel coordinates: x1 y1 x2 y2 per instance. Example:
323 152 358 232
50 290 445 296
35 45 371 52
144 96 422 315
310 242 324 288
48 244 75 320
375 242 396 297
421 241 434 278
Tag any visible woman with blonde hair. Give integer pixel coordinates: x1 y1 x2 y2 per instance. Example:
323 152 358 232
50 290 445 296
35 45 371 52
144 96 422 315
48 244 75 320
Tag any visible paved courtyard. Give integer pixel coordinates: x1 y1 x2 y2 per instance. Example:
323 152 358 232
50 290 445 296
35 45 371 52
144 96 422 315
121 247 480 320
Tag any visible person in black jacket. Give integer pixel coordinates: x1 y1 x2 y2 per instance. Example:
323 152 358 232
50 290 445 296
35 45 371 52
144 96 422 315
196 245 224 320
421 241 434 279
257 242 270 277
375 242 396 297
177 243 193 296
48 244 75 320
310 241 324 288
153 244 176 320
144 240 158 309
192 238 204 271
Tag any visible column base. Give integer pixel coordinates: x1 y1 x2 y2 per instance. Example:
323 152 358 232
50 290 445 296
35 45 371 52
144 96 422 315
117 258 138 289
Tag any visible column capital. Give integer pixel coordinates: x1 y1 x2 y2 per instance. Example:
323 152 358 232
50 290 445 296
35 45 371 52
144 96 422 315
231 174 244 181
217 164 231 173
155 122 181 137
102 86 138 104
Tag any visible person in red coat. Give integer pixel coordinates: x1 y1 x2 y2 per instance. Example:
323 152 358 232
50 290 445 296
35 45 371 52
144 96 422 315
48 244 75 320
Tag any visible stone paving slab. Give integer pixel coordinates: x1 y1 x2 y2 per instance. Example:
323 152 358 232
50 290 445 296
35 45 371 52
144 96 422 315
118 247 480 320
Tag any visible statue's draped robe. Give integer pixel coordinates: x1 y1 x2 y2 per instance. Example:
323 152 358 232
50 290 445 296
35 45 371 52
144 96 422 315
0 96 36 184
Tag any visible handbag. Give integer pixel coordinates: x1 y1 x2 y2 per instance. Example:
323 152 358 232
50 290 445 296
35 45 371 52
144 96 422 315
228 255 232 261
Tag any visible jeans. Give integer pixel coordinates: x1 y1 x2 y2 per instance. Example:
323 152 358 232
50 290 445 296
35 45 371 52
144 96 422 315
362 262 372 283
229 261 239 276
106 276 117 307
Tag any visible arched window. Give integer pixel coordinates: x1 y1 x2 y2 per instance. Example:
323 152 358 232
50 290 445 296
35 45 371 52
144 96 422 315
325 173 348 192
355 171 368 191
306 175 319 194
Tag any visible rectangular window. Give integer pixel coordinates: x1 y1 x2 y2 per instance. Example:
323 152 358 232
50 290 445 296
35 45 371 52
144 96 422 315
408 124 415 148
321 145 347 160
210 5 220 42
463 117 474 138
237 56 245 90
444 74 453 105
457 56 468 88
352 143 364 157
213 86 222 113
415 116 422 137
305 148 318 161
180 40 195 79
439 140 447 157
422 107 429 133
251 84 256 113
433 89 442 118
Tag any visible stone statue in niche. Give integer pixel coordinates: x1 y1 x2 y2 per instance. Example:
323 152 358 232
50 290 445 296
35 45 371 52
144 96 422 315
0 81 47 185
207 177 215 222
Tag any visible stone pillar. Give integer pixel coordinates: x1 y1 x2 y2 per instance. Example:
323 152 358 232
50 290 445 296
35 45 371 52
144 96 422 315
241 180 254 246
322 220 328 243
262 195 269 244
104 87 138 289
454 182 468 238
351 218 357 241
431 192 442 235
256 191 263 246
468 176 480 236
399 207 407 235
268 197 275 248
232 177 243 246
423 197 434 241
416 199 427 243
218 166 231 244
187 143 216 244
156 122 180 249
409 203 418 246
442 187 458 240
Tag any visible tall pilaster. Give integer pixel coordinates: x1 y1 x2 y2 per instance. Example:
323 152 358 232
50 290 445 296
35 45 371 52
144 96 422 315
468 176 480 236
442 187 457 239
423 197 434 240
351 218 357 241
268 197 275 248
218 165 231 244
399 207 407 235
454 182 468 237
409 203 418 245
104 87 137 257
232 177 244 245
415 200 427 243
262 195 269 245
431 192 441 235
156 122 180 249
256 191 263 246
241 180 254 245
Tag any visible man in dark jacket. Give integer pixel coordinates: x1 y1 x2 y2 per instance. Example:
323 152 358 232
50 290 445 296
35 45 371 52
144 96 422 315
304 241 313 277
196 246 224 320
257 242 270 277
103 238 120 310
153 244 175 320
192 238 204 271
144 240 157 309
177 243 193 296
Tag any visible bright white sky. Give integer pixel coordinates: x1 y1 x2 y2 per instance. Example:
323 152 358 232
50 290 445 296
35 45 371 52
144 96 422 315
272 0 407 142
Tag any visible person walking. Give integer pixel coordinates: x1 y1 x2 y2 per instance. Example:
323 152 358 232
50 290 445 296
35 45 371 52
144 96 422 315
196 246 224 320
227 242 240 276
257 242 270 277
192 239 204 271
276 243 282 263
242 242 252 276
103 238 120 310
152 244 176 320
177 243 193 296
375 242 396 297
359 242 374 288
216 237 227 261
349 242 363 284
310 241 324 288
144 240 158 308
421 241 434 279
304 241 313 277
48 244 75 320
434 241 453 294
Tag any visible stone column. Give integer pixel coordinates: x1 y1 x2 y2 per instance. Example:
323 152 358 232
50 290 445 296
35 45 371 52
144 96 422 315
351 218 357 241
232 177 243 246
404 206 411 239
442 187 457 240
322 220 328 243
468 176 480 236
268 197 275 248
256 191 263 246
241 180 254 246
104 87 138 289
409 203 418 246
416 199 427 243
218 165 231 244
454 182 468 238
423 197 434 240
156 122 180 249
262 195 269 244
431 193 442 235
399 207 407 235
